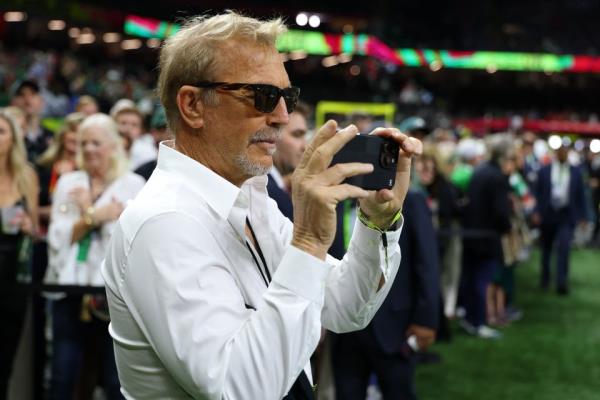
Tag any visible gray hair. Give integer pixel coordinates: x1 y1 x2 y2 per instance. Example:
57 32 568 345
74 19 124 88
486 133 516 163
77 113 128 182
157 10 287 133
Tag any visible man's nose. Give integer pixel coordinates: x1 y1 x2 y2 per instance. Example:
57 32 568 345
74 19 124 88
266 97 289 126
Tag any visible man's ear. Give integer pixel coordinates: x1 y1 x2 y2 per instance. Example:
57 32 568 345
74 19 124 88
177 85 205 130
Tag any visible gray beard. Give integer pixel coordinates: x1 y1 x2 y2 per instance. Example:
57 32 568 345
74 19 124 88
235 127 282 177
234 153 272 177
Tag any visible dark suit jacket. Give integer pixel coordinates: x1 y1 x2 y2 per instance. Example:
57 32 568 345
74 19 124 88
534 164 586 226
369 190 440 355
134 160 158 182
267 173 294 221
462 160 512 262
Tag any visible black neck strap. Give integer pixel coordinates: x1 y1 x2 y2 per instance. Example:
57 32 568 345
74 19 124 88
245 217 271 286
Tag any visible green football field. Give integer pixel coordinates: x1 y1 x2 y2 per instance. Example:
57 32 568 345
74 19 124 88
415 249 600 400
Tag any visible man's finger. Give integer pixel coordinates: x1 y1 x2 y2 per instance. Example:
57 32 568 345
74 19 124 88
297 119 338 170
326 183 370 202
399 137 423 157
369 127 423 157
318 162 374 185
305 124 359 173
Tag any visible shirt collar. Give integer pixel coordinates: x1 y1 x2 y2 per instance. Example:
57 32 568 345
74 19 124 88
156 140 269 220
269 166 285 190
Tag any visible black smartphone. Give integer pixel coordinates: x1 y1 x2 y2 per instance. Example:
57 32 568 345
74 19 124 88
330 134 399 190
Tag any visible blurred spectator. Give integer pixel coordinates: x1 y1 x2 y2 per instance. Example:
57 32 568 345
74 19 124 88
451 138 486 195
267 101 310 221
37 113 84 229
2 107 27 140
45 114 144 400
518 131 542 189
33 112 84 398
533 144 587 295
400 116 429 142
461 135 514 339
10 80 54 161
348 112 374 134
110 99 157 170
332 190 439 400
0 111 39 400
134 106 173 181
75 95 100 117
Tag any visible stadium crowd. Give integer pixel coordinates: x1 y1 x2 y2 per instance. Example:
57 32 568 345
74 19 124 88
1 42 600 400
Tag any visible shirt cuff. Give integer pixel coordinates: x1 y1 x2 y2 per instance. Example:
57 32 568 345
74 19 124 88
350 215 403 280
272 245 332 303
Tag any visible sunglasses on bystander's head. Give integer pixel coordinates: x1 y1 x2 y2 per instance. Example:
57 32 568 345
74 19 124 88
191 82 301 114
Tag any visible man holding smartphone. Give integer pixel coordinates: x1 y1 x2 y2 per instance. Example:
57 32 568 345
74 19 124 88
102 11 421 400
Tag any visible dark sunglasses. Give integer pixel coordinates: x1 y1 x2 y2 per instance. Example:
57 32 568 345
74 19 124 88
191 81 300 114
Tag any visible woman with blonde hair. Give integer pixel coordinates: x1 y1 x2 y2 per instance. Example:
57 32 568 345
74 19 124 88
37 112 84 226
0 110 39 400
45 113 144 400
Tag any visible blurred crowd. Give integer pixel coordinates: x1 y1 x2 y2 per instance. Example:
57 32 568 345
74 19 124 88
1 55 600 400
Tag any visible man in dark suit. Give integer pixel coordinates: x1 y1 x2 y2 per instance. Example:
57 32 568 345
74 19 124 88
461 135 514 338
533 144 586 295
11 80 54 161
332 190 439 400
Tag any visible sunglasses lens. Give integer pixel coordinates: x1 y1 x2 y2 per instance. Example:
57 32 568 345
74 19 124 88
253 86 278 113
251 85 300 113
283 87 300 113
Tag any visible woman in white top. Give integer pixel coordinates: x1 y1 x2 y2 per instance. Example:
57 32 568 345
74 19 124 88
46 113 145 400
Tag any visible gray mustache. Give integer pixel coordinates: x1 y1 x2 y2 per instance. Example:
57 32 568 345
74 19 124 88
250 127 282 143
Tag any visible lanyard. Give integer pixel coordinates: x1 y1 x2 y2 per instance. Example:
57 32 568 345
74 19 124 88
245 217 271 287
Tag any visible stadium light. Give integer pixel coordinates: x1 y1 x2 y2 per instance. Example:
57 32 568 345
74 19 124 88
103 32 121 43
590 139 600 154
68 27 80 38
322 55 338 67
429 60 442 72
122 39 142 50
146 38 161 48
4 12 27 22
548 135 562 150
296 13 308 26
289 50 307 60
308 15 321 28
76 33 95 45
350 65 361 76
48 20 66 31
337 53 352 63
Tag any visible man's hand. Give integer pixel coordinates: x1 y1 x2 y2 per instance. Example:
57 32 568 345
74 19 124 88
406 324 436 351
291 120 374 260
358 128 423 229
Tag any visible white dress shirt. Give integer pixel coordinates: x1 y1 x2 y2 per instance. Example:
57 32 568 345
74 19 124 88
129 134 158 170
46 171 145 288
102 141 403 400
551 161 570 209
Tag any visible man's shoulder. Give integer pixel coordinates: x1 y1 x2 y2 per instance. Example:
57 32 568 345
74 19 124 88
120 171 210 239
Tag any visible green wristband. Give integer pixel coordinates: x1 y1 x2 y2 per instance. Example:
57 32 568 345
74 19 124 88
357 208 402 232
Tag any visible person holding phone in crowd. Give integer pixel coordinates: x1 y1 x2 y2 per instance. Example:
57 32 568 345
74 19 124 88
102 11 421 400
